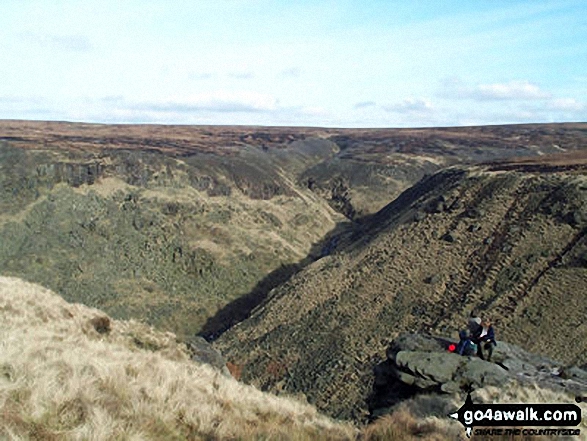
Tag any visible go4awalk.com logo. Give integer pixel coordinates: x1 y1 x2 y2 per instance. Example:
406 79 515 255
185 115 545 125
449 393 582 438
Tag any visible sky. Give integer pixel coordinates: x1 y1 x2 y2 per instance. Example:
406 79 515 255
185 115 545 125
0 0 586 127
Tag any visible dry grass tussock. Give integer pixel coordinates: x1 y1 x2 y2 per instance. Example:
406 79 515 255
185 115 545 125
361 407 460 441
0 276 356 440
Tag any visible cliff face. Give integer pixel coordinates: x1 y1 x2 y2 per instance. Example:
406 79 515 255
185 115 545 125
4 121 587 218
216 156 587 421
3 120 587 432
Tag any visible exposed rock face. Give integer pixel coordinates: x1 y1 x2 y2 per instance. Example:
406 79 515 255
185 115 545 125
4 121 587 433
4 120 587 218
186 336 231 377
371 334 587 418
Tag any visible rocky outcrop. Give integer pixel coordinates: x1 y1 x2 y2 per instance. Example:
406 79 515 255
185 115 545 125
186 336 231 377
371 333 587 418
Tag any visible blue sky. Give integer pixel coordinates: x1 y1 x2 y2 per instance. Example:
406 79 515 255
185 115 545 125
0 0 585 127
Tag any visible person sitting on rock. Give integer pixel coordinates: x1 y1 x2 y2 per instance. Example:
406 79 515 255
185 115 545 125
473 318 497 361
456 329 477 356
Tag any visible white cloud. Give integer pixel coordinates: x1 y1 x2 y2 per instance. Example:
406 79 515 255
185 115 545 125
189 72 215 80
278 67 301 78
476 80 551 100
19 32 93 52
63 92 337 126
548 98 584 111
433 77 587 125
299 106 327 116
440 78 551 101
0 95 53 119
133 91 279 114
354 101 377 109
229 72 255 80
0 96 31 104
384 98 433 113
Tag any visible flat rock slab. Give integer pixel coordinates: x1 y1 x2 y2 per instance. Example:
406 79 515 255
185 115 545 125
395 351 464 384
460 357 510 387
395 350 509 389
384 334 587 396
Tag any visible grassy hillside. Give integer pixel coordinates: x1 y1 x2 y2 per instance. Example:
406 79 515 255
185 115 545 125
216 154 587 420
0 276 356 440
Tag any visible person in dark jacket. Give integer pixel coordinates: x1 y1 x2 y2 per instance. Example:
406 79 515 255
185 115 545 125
456 329 476 356
473 318 497 361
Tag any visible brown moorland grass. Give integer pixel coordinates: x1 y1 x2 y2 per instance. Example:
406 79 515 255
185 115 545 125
2 121 587 167
0 276 356 440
